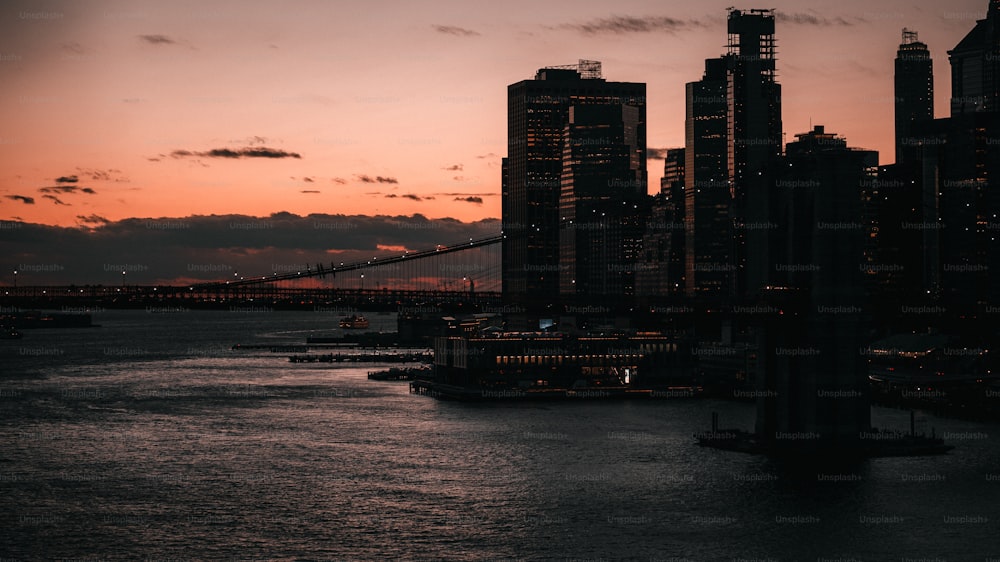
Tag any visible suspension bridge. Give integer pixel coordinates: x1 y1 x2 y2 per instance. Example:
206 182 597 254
2 234 504 309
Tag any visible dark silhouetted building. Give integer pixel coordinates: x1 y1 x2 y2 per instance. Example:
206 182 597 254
948 0 1000 116
685 58 732 297
755 126 877 449
559 104 648 305
895 29 934 165
727 8 783 300
503 60 646 314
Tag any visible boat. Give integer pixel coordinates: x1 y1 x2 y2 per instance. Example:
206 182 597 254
339 315 369 329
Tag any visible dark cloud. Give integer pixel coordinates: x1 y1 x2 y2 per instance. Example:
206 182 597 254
170 147 302 159
442 164 463 171
477 153 499 159
332 178 347 184
138 34 177 45
38 186 97 195
646 148 669 160
302 177 314 183
55 175 79 183
384 193 427 201
560 15 702 34
435 192 497 197
300 190 321 194
432 25 481 37
76 214 110 225
4 195 35 205
0 213 502 284
776 12 861 26
41 195 69 206
455 196 483 204
77 168 129 182
357 174 399 184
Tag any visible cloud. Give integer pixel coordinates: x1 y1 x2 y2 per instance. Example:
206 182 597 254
55 175 79 183
170 147 302 159
776 12 862 26
455 196 483 204
0 213 502 285
4 195 34 205
384 193 427 201
333 178 347 184
76 214 110 226
356 174 399 184
646 148 669 160
39 185 97 195
476 153 499 159
302 177 314 183
300 190 321 194
559 15 702 35
138 34 177 45
435 192 497 198
41 195 69 206
77 168 129 182
432 25 481 37
442 164 463 171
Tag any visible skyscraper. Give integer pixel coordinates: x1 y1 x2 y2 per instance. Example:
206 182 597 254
756 126 877 450
726 8 783 300
684 8 782 301
503 60 646 312
685 58 731 297
895 29 934 165
559 104 647 304
948 0 1000 116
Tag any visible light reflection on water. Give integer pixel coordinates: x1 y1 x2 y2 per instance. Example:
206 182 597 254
0 311 998 560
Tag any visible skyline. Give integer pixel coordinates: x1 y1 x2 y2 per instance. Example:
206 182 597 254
0 0 992 229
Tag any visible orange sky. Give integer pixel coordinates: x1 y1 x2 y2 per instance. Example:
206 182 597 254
0 0 990 227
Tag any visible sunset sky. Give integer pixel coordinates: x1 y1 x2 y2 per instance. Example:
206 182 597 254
0 0 990 227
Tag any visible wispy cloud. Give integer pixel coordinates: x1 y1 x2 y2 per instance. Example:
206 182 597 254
76 168 129 182
384 193 430 201
138 34 177 46
76 214 110 226
776 12 863 26
432 25 481 37
55 175 78 183
41 194 69 206
4 195 34 205
171 147 302 159
455 196 483 204
300 190 321 194
442 164 463 171
356 174 398 184
39 186 97 195
647 148 669 160
559 15 703 35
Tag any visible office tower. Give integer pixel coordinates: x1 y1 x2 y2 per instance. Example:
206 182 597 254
948 0 1000 116
895 29 934 165
503 60 646 311
755 126 877 449
940 0 1000 308
662 148 686 294
559 104 648 304
685 58 731 297
727 8 783 300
